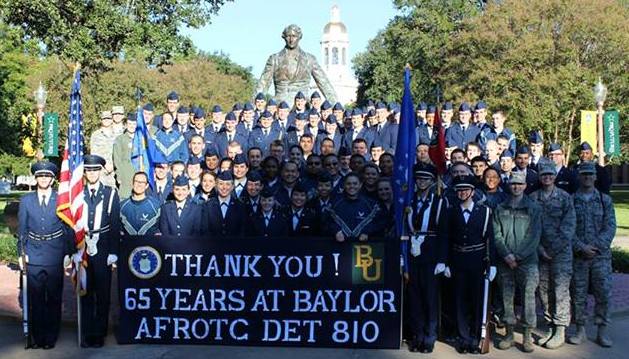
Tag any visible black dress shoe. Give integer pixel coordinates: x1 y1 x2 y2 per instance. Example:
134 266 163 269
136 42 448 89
456 344 468 354
409 339 419 352
92 337 104 348
28 343 40 349
42 344 54 350
468 345 480 354
422 342 435 353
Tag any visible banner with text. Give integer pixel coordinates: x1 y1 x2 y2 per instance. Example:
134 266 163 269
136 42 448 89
43 112 59 157
604 110 620 156
580 110 597 151
117 236 401 349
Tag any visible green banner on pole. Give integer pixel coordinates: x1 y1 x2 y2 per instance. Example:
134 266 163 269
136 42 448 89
43 112 59 157
603 110 620 157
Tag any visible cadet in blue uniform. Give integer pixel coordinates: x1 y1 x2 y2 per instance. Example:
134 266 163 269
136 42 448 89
215 112 248 158
154 112 188 164
447 175 496 354
80 155 121 347
527 131 544 171
405 163 448 353
248 110 280 156
159 176 202 237
548 143 577 194
342 108 375 150
445 103 481 149
247 188 290 238
201 171 247 237
120 172 161 235
17 161 73 349
513 146 539 194
282 183 319 236
239 171 263 216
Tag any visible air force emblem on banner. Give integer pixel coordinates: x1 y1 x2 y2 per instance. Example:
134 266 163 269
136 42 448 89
128 246 162 279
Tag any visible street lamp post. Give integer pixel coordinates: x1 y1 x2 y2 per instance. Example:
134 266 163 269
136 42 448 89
33 81 48 160
593 77 607 167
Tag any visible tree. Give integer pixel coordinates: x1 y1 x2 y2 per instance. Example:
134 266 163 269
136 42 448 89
1 0 233 74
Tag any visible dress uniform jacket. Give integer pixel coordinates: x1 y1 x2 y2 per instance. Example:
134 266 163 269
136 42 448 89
159 199 203 237
247 209 290 238
202 196 247 237
282 206 319 236
342 127 375 150
215 130 249 158
555 166 577 194
316 131 343 153
248 126 281 156
373 122 398 153
445 122 481 149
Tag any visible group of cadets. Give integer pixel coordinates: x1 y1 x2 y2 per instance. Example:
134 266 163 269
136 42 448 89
15 90 616 354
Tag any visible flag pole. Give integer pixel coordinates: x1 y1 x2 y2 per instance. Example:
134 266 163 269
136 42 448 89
73 61 83 348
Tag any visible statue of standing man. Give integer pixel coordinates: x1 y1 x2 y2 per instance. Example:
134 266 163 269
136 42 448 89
255 24 337 105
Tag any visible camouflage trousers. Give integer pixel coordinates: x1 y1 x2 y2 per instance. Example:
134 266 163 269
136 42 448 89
498 262 539 329
572 256 612 326
538 249 572 326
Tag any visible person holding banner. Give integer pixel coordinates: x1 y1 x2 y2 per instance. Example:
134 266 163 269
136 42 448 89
159 176 203 237
80 154 121 347
17 161 73 349
247 187 290 238
201 171 247 237
405 163 448 353
447 174 496 354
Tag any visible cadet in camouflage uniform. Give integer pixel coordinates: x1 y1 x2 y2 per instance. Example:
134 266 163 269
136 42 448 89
493 171 542 353
112 114 137 199
568 161 616 348
529 159 576 349
90 111 117 187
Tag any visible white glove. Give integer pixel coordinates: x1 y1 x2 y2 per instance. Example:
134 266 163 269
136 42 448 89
63 255 71 268
72 252 82 265
488 266 497 282
107 254 118 266
434 263 446 275
444 266 452 278
18 255 29 271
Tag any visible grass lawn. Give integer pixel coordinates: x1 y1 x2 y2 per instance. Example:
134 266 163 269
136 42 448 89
611 190 629 237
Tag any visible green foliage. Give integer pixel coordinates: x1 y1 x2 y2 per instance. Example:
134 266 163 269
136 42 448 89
612 247 629 274
1 0 233 74
0 153 31 178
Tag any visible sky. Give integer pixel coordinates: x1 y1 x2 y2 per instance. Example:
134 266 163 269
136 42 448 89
181 0 399 79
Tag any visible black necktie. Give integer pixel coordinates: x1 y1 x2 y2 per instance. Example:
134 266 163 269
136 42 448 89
157 186 163 196
90 188 96 201
263 129 268 136
40 195 46 208
416 198 430 227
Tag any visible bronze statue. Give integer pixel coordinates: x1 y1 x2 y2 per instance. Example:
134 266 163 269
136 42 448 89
255 24 337 104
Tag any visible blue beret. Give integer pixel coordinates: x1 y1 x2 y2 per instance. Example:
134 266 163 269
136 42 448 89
427 105 436 114
295 113 308 121
84 154 106 170
278 101 290 109
528 131 543 144
351 108 363 116
416 102 427 111
516 146 530 155
217 171 233 181
167 91 179 101
255 92 265 101
212 105 222 113
500 149 514 159
376 101 387 110
173 175 189 187
343 109 352 118
333 102 344 111
143 103 154 111
443 102 453 111
325 114 337 124
579 142 593 151
260 187 275 198
548 143 562 153
459 102 471 112
320 100 332 110
260 110 272 118
310 91 321 99
246 171 262 182
233 153 248 165
194 107 205 119
367 99 375 107
308 109 320 117
267 98 277 106
204 147 219 157
225 112 237 122
177 106 189 114
475 101 487 110
243 102 254 111
295 91 306 99
32 161 58 176
187 156 201 165
232 103 243 111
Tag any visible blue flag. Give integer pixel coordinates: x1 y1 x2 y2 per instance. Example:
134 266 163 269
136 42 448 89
131 109 155 190
392 67 416 272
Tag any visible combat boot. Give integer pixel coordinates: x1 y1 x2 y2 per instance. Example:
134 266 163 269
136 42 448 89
567 325 586 345
522 328 534 353
537 325 554 346
544 325 565 349
497 325 514 350
596 325 613 347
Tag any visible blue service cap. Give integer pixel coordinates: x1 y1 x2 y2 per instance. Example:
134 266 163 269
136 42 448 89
295 91 306 100
233 153 248 165
500 149 514 159
127 112 137 121
366 109 376 118
516 146 530 155
177 106 189 114
351 108 363 116
32 161 58 176
255 92 265 101
187 156 201 166
260 110 272 119
387 102 399 112
217 171 233 181
343 109 352 118
292 182 307 194
212 105 222 113
310 91 321 99
376 101 387 110
143 103 154 111
246 171 262 182
278 101 290 109
548 143 562 153
528 131 543 144
295 113 308 121
318 171 333 183
232 102 243 111
427 105 436 114
84 154 106 170
443 102 453 111
204 147 219 157
459 102 471 112
579 142 593 151
243 102 254 111
371 137 383 149
167 91 179 101
194 107 205 119
475 101 487 110
333 102 344 111
267 98 278 106
321 100 332 110
416 102 428 111
338 147 351 156
173 175 189 187
260 187 275 198
367 99 375 107
225 112 237 122
325 114 338 124
308 109 320 117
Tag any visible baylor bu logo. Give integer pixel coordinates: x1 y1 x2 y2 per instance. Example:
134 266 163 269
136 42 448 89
352 244 384 284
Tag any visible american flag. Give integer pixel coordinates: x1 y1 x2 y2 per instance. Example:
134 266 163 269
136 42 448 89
56 69 86 291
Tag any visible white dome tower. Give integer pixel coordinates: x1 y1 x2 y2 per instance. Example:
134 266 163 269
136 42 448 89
320 5 357 105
